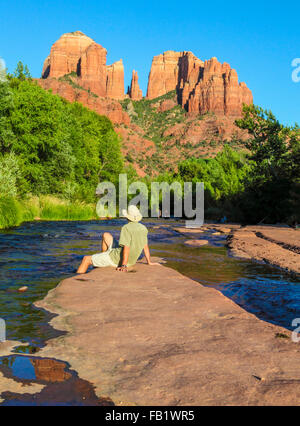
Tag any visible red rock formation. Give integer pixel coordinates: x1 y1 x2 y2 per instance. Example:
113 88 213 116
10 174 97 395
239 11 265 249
106 60 125 100
187 58 253 116
147 51 252 117
42 31 95 79
128 70 143 100
146 51 182 99
157 99 177 112
38 78 130 125
79 42 107 97
42 31 125 100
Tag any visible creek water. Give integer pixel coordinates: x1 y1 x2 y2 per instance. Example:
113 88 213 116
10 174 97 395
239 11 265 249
0 219 299 405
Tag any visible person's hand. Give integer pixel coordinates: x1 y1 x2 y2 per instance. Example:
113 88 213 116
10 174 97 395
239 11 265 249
117 265 128 272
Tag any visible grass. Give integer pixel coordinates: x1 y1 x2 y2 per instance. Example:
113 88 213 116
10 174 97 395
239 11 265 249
39 196 96 221
0 195 97 230
0 197 23 229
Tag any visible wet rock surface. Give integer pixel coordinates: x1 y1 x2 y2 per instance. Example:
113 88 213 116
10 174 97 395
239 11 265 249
1 221 300 405
227 226 300 274
29 261 300 406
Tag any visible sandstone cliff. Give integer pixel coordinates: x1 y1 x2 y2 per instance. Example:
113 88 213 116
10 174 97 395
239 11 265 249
42 31 125 100
38 77 130 125
128 70 143 100
147 52 252 116
42 31 95 79
41 32 253 120
39 32 254 176
106 59 125 99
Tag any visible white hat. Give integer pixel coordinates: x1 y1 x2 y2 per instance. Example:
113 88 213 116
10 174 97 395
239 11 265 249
122 205 143 222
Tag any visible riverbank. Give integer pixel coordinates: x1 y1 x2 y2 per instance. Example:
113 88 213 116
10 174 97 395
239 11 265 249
0 195 97 230
5 260 298 405
226 225 300 275
172 223 300 275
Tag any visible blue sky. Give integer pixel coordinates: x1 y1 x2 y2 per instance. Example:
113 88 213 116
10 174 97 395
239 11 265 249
0 0 299 125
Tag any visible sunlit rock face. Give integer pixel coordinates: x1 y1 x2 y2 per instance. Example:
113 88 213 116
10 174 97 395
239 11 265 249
38 78 130 125
40 32 253 134
147 51 253 116
42 31 125 100
128 70 143 100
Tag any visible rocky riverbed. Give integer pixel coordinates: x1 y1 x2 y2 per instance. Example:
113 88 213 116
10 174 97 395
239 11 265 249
225 225 300 275
1 259 298 405
1 222 299 405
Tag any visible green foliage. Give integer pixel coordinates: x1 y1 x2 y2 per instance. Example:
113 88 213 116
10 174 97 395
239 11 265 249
0 63 124 228
0 152 21 197
0 74 124 201
235 104 300 224
168 146 251 221
14 61 32 81
177 145 250 200
0 78 16 152
121 91 186 148
0 197 23 229
158 105 300 224
0 195 97 229
38 196 96 221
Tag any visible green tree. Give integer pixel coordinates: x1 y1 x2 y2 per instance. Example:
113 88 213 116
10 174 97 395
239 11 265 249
0 152 21 197
235 104 300 223
14 61 32 81
0 77 123 200
0 67 15 153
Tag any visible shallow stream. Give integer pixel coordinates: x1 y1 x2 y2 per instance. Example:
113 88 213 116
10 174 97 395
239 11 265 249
0 220 299 405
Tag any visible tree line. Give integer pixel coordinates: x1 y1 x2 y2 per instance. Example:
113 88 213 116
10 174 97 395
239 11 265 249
0 62 299 227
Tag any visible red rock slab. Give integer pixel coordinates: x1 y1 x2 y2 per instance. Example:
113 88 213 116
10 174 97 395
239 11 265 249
248 227 300 253
227 230 300 274
34 262 300 406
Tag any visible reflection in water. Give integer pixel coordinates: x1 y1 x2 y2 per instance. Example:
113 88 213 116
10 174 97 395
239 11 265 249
0 355 114 406
0 219 299 348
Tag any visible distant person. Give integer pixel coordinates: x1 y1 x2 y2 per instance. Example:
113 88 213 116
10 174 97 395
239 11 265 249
77 205 160 274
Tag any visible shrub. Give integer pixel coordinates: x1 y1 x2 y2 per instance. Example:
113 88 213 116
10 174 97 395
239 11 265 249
0 152 21 197
0 197 23 229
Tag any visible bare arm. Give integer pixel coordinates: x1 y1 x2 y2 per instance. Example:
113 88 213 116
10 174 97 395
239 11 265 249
144 244 160 266
117 246 130 272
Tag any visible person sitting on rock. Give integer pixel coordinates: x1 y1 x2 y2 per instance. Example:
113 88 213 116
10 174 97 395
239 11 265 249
77 205 160 274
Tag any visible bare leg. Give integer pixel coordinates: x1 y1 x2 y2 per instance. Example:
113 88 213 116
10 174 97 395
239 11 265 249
77 255 92 274
102 232 113 252
77 233 113 274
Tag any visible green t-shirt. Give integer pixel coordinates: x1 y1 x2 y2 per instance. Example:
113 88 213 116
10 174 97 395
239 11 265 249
109 222 148 267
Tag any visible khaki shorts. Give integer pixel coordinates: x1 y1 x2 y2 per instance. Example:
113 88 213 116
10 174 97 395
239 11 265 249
91 242 118 268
